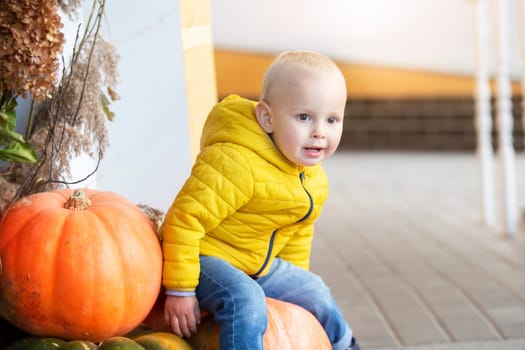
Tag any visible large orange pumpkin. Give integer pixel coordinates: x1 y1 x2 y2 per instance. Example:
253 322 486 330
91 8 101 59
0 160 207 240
143 292 331 349
0 189 163 342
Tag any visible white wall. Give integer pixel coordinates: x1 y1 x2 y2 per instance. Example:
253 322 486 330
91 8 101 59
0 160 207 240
95 1 192 211
210 0 522 79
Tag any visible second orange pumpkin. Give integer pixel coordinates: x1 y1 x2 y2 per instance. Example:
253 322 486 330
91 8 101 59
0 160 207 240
143 291 331 349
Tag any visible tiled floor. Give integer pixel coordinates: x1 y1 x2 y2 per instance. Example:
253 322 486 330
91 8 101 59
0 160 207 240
311 151 525 349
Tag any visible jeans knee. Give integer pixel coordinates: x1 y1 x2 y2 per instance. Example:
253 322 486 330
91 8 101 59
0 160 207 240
230 282 267 325
303 279 336 317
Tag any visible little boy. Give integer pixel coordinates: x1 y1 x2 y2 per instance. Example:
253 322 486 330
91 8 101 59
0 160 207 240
161 50 360 350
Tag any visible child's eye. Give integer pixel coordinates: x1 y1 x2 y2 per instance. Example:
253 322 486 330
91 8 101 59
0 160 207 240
297 113 311 121
327 117 339 124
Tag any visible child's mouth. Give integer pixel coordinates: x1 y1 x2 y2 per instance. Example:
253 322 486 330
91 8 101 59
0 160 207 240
304 147 323 157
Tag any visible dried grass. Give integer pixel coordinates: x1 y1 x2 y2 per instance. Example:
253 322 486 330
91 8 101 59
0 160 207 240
0 0 120 217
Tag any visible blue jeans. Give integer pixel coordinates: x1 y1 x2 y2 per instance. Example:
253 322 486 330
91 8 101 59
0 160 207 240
196 256 353 350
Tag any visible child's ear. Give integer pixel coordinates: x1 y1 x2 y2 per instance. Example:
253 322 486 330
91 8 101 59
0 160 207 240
255 101 273 133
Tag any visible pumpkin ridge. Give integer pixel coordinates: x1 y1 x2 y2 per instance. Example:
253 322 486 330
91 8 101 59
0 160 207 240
46 207 96 336
84 199 162 336
0 201 49 250
35 205 119 340
49 209 78 335
0 207 70 334
71 209 128 339
52 210 101 338
107 202 162 323
107 212 132 336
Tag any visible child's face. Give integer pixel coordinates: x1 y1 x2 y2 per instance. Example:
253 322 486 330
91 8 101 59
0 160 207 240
256 68 346 167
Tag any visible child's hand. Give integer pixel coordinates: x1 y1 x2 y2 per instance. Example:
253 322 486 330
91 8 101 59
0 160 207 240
164 295 201 338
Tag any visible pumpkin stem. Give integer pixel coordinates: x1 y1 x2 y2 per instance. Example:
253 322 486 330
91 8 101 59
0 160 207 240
64 190 91 210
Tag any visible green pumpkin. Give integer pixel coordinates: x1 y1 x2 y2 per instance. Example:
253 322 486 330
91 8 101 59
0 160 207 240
3 337 66 350
123 326 153 339
133 332 192 350
60 340 98 350
98 336 145 350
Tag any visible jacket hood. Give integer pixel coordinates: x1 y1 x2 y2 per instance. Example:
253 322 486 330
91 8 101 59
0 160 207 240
200 95 298 173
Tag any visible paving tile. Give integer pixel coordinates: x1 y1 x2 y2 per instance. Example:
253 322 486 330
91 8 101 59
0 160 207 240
311 152 525 349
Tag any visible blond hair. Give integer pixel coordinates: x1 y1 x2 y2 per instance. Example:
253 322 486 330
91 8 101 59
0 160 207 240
260 50 342 102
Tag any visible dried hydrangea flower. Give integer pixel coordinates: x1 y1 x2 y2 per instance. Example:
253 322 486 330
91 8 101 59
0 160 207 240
0 0 65 101
58 0 82 20
0 0 121 216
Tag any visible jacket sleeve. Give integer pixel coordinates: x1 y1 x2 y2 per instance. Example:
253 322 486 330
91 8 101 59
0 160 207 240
277 224 314 270
161 144 253 292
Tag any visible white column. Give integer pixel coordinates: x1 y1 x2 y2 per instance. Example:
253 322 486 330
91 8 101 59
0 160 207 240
474 0 496 227
495 0 518 236
519 0 525 222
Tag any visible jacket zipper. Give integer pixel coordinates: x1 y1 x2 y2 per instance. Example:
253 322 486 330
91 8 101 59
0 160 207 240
250 171 314 278
298 171 314 222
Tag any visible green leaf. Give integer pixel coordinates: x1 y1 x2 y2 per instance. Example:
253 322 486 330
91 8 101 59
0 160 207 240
0 142 38 163
0 103 17 132
100 92 115 121
0 111 9 125
0 91 17 117
0 126 26 144
0 91 38 163
4 106 17 131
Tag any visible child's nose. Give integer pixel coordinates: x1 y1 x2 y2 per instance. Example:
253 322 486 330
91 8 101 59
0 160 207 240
312 124 326 138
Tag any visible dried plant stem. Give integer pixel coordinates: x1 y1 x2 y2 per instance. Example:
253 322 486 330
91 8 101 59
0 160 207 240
0 0 119 217
24 100 36 140
71 1 104 127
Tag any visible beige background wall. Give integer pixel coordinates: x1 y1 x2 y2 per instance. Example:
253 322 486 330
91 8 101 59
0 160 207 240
214 50 523 100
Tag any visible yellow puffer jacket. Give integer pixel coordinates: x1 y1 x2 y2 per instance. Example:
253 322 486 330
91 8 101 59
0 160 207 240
162 95 329 292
